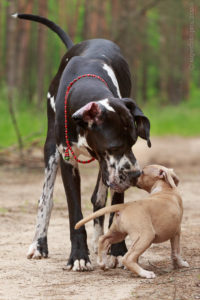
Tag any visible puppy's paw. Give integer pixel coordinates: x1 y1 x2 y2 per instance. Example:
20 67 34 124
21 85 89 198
97 258 107 270
173 257 190 269
104 255 125 269
105 255 117 268
181 260 189 268
177 260 189 268
140 270 156 279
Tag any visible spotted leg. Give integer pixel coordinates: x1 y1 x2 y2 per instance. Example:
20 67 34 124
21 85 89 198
60 158 93 271
91 170 108 253
107 190 127 268
27 103 59 259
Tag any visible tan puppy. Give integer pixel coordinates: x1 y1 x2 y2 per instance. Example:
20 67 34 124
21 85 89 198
75 165 189 278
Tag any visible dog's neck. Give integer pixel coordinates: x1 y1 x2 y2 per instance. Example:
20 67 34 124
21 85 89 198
150 180 172 194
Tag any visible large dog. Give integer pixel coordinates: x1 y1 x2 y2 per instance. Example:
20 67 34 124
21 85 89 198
13 13 151 271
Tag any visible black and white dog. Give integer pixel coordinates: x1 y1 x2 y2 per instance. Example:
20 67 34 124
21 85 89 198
13 14 151 271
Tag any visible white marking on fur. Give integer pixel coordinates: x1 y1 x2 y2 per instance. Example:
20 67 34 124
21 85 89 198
92 176 107 252
99 99 115 112
72 259 93 271
151 186 162 194
176 258 189 268
92 223 104 253
57 144 79 177
28 150 60 258
118 155 140 172
72 260 80 271
80 259 87 271
103 64 121 98
57 144 77 167
50 96 56 112
105 153 140 186
172 252 189 268
96 177 107 207
86 262 93 271
76 135 89 148
65 264 72 270
116 256 124 268
11 13 18 18
47 92 51 99
106 255 117 268
139 270 156 279
72 134 92 159
33 249 43 259
27 241 38 258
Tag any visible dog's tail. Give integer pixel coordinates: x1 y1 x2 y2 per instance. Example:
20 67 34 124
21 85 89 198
11 13 74 50
75 204 126 230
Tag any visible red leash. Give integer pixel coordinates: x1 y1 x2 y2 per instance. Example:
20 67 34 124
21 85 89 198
64 74 108 163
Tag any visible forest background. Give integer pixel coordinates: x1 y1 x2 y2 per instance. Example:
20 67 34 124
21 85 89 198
0 0 200 151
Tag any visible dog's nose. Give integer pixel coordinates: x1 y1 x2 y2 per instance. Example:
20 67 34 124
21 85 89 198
129 170 141 185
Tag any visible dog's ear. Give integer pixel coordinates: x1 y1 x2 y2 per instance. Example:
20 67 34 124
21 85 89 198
122 98 151 148
72 102 102 127
159 168 179 188
170 169 179 186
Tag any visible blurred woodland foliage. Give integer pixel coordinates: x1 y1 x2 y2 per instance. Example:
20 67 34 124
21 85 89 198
0 0 200 106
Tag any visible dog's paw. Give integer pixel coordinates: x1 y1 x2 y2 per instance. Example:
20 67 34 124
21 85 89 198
104 255 124 269
64 259 93 272
174 259 190 269
97 257 108 270
27 237 48 259
140 270 156 279
180 260 189 268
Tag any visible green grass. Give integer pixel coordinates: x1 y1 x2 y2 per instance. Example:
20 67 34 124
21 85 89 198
145 101 200 136
0 96 47 149
0 93 200 150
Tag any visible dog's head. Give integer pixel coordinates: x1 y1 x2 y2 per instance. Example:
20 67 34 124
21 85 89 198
72 97 151 192
137 164 179 193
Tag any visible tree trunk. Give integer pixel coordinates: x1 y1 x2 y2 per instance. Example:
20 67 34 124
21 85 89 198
37 0 48 106
6 0 18 91
16 0 33 92
6 0 24 158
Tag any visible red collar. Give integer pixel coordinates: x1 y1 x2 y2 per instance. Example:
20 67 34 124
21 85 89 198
64 74 108 164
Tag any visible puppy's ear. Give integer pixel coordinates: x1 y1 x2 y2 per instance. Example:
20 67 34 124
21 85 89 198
159 169 179 188
122 98 151 148
170 169 179 186
72 102 102 128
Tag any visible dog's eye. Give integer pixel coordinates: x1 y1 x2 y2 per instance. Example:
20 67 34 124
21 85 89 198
108 147 120 154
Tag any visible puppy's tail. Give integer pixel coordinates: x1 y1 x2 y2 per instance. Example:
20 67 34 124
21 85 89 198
11 13 73 50
75 204 126 230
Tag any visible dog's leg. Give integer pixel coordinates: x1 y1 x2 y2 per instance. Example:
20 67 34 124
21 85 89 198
122 233 156 279
170 232 189 269
27 104 59 259
98 228 126 270
108 190 127 268
91 170 108 253
60 158 93 271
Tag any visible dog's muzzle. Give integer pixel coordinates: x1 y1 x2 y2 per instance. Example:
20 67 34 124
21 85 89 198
108 170 141 193
129 170 141 185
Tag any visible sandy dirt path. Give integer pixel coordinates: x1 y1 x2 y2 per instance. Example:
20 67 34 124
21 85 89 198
0 137 200 300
